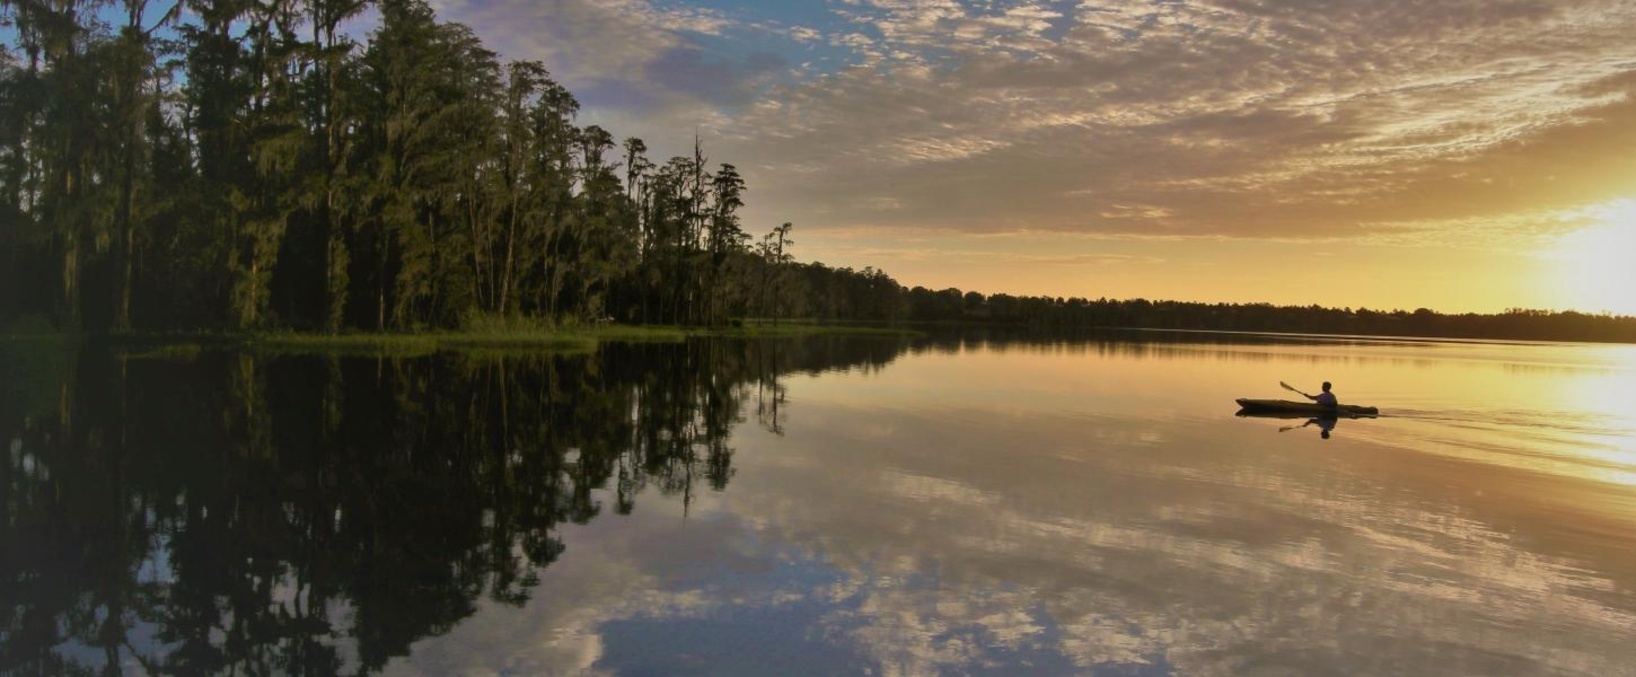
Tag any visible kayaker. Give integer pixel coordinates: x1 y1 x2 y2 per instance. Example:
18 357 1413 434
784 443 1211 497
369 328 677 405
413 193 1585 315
1307 382 1338 408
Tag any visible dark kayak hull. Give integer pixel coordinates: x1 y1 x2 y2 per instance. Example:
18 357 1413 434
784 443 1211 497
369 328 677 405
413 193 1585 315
1235 398 1379 417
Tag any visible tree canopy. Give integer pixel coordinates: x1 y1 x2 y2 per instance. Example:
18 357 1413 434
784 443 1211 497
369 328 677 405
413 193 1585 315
0 0 808 333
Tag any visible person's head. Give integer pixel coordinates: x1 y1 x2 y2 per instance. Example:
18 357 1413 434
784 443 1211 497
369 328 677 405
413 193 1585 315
1321 381 1332 392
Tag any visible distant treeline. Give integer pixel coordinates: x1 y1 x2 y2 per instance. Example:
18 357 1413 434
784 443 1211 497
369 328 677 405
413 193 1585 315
896 291 1636 344
2 0 1629 344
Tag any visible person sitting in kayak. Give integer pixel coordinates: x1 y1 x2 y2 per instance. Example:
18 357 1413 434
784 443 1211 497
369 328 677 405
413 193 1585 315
1307 382 1338 408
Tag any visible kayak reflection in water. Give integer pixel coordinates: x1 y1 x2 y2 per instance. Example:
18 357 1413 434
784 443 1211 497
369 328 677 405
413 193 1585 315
1282 415 1339 439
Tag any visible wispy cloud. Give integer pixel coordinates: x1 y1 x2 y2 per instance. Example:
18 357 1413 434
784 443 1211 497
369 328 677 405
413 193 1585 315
427 0 800 131
428 0 1636 253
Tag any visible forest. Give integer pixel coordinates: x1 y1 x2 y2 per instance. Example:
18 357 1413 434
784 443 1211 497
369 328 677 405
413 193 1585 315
0 0 840 332
3 0 1633 343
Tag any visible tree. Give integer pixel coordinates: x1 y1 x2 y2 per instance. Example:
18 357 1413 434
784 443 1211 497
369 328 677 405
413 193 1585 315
526 72 579 320
357 0 499 328
103 1 184 330
301 0 372 332
572 124 635 322
6 0 105 329
757 221 794 324
704 162 746 326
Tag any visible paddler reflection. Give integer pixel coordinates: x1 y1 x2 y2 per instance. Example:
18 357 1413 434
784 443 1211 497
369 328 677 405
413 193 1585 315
1281 415 1339 439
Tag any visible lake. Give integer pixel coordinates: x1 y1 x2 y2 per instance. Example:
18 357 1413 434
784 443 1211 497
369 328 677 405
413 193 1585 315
4 331 1635 675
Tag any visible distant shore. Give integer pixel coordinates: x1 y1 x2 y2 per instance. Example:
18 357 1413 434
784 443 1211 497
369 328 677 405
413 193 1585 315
7 316 1635 357
0 320 925 358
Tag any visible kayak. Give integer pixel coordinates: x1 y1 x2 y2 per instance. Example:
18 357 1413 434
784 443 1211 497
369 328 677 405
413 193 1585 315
1234 398 1379 416
1236 409 1376 421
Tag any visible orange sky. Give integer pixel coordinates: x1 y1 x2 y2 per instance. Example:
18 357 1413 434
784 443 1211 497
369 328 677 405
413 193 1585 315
432 0 1636 316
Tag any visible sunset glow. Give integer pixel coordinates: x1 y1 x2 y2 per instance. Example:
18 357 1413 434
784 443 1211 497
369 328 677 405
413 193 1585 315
415 0 1636 314
1550 201 1636 317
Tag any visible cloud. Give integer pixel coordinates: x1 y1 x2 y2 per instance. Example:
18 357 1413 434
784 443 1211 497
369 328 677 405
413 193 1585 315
642 46 789 108
429 0 677 80
713 0 1636 242
426 0 801 147
424 0 1636 253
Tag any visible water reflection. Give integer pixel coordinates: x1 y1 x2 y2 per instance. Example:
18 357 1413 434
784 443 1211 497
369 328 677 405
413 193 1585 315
688 341 1636 675
1287 415 1338 438
0 337 906 674
1235 411 1378 439
6 332 1636 675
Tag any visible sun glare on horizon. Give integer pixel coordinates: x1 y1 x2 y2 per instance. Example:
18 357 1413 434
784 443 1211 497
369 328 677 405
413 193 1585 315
1551 200 1636 318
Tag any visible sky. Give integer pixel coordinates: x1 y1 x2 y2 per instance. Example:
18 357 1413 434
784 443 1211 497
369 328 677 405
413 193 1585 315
369 1 1636 314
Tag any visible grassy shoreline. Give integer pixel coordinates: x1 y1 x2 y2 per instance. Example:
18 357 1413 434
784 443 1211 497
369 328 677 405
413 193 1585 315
4 321 922 358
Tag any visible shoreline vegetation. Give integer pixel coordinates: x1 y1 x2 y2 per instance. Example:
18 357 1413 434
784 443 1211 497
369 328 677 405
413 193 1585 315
238 319 919 354
1 318 926 358
4 1 1634 347
5 308 1635 358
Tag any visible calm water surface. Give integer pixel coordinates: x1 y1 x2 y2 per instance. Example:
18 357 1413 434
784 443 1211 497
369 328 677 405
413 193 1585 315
4 332 1636 675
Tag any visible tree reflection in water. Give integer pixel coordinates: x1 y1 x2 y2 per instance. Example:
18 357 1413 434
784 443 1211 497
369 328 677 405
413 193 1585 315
0 336 907 674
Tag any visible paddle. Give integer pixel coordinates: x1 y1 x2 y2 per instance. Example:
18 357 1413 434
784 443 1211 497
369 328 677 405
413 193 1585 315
1280 381 1312 398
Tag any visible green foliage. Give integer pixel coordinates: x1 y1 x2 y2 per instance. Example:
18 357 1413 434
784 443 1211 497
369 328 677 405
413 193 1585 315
459 310 560 335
